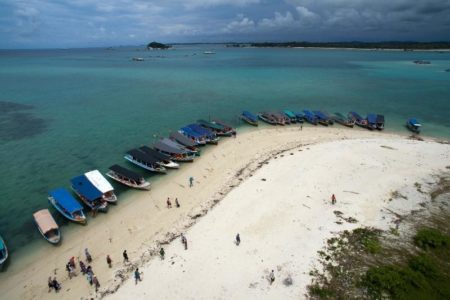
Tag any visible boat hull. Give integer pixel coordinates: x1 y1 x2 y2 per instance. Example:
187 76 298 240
36 225 61 244
258 114 277 125
48 196 87 224
0 237 8 266
241 116 258 126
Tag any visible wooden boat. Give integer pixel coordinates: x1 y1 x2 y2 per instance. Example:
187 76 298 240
179 127 207 145
187 124 220 144
283 110 297 123
154 139 196 162
70 175 109 212
294 112 305 123
125 149 167 173
0 236 8 266
213 120 236 135
270 112 287 125
406 118 421 133
169 131 201 155
197 119 233 137
106 164 151 190
303 110 318 125
258 112 277 125
313 111 333 126
332 112 354 127
241 111 258 126
140 146 179 169
33 209 61 244
348 112 368 128
85 170 117 203
366 114 378 130
48 188 86 224
376 114 385 130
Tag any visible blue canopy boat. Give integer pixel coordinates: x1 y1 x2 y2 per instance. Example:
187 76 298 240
240 111 259 126
283 110 297 123
406 118 421 133
313 111 333 126
294 112 305 123
303 110 318 125
366 114 378 130
70 175 109 212
180 126 207 145
376 114 385 130
0 236 7 266
258 112 277 125
48 188 86 224
187 124 219 144
348 112 368 127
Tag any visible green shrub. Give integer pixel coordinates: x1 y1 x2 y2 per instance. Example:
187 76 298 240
414 228 450 250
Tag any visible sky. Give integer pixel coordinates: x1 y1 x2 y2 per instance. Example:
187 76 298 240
1 0 450 49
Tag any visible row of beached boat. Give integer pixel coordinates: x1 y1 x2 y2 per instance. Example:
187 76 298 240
0 119 237 264
240 110 423 133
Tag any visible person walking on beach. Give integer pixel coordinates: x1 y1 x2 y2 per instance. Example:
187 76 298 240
123 250 129 263
167 197 172 208
134 268 142 284
331 194 336 205
181 234 188 250
66 262 75 279
236 233 241 246
301 125 303 131
48 277 54 293
160 247 165 260
106 255 112 268
52 277 61 293
85 248 92 263
269 270 275 285
79 260 87 274
175 198 180 208
189 176 194 187
92 276 100 292
69 256 76 269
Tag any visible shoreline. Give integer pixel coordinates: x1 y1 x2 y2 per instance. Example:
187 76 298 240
1 126 449 299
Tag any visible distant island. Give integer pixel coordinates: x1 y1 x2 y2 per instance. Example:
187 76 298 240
248 41 450 50
147 41 171 50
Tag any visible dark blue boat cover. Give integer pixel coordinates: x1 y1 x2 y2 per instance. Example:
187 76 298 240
49 188 83 213
367 114 377 123
180 127 204 138
187 124 215 137
242 111 257 122
70 175 102 202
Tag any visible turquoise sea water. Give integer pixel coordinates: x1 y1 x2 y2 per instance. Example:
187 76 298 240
0 45 450 256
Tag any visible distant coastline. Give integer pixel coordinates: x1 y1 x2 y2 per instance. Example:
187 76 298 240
247 41 450 51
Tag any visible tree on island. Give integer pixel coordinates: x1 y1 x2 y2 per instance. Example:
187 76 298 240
147 41 171 50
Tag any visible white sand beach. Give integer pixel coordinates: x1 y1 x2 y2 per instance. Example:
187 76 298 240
0 126 449 300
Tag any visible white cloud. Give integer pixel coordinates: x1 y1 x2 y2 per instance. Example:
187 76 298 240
223 15 255 33
183 0 260 9
258 11 295 29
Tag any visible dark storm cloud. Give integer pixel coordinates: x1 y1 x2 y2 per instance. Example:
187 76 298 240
0 0 449 48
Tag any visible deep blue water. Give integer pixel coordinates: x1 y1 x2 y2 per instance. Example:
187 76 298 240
0 45 449 255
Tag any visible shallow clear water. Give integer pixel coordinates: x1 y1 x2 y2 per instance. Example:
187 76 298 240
0 45 449 254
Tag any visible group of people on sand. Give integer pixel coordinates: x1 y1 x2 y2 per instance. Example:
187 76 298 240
166 197 180 209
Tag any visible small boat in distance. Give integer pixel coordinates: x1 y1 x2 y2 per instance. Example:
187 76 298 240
85 170 118 204
203 51 216 54
48 188 86 224
241 111 259 126
0 236 8 266
33 209 61 244
406 118 421 133
366 114 378 130
332 113 355 127
258 112 277 125
140 146 180 169
283 110 297 123
303 110 318 125
70 175 109 212
125 149 167 173
106 164 151 190
348 112 368 128
376 114 385 130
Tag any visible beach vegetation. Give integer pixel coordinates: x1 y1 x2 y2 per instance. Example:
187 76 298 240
413 227 450 250
147 41 171 50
